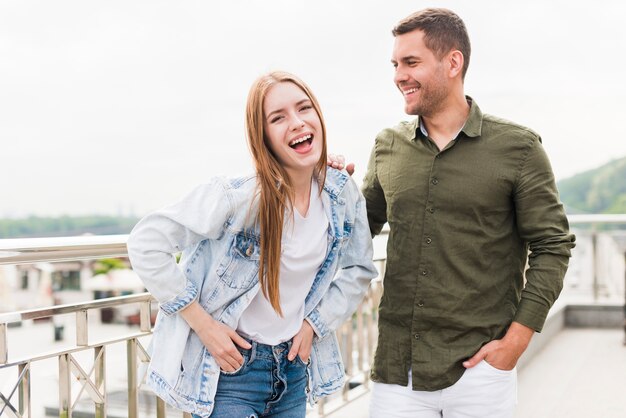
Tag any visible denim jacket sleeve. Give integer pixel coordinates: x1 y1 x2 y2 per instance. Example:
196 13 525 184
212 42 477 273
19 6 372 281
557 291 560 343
306 179 378 338
127 178 233 316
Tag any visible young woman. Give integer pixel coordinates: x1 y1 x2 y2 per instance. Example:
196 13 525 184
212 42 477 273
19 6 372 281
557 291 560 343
127 71 377 417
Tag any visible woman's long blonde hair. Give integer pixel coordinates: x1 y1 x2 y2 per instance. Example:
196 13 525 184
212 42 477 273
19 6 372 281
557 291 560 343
245 71 328 316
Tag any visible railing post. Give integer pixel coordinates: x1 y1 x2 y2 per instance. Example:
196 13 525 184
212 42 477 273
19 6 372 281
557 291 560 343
156 397 166 418
139 301 151 333
95 346 106 418
0 323 7 365
76 310 88 346
591 226 599 301
59 353 72 418
18 363 31 418
127 339 138 418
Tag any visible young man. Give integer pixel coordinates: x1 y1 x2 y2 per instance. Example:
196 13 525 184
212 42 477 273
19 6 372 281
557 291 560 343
361 8 575 418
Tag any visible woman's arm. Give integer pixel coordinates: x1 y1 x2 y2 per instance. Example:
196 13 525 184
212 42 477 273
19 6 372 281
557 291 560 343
127 178 251 370
127 179 232 314
307 188 378 337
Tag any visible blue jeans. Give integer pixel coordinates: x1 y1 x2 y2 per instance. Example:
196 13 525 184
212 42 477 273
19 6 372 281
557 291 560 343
194 339 309 418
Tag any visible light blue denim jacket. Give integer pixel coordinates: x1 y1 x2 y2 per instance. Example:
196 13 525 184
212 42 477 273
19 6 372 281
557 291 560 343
127 168 377 417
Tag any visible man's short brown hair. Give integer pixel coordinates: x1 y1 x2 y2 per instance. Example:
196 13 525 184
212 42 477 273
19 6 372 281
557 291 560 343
393 8 471 79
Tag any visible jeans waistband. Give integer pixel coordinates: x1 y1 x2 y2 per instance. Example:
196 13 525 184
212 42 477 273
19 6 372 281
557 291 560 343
239 337 294 361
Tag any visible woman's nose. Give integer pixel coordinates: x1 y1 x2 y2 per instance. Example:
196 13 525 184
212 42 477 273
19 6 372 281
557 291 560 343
289 116 305 131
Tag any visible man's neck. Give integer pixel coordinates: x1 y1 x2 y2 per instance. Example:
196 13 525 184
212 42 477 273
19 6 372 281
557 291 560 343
421 93 471 151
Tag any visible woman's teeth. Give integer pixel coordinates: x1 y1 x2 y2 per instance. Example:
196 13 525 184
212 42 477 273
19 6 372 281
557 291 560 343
289 134 312 147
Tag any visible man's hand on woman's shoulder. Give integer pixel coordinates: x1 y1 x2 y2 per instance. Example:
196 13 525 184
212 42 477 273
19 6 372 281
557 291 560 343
327 154 355 176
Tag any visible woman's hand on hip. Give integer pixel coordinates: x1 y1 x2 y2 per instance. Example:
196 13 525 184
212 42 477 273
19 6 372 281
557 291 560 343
288 320 314 363
180 301 252 372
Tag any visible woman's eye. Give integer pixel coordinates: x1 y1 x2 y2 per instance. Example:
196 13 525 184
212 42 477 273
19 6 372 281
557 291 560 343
270 115 283 123
300 105 312 112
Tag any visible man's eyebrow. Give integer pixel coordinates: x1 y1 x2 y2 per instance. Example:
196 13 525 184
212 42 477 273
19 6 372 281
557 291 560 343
392 56 421 66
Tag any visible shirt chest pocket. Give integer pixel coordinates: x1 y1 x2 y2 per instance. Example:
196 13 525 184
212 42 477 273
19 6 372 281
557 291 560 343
216 233 260 289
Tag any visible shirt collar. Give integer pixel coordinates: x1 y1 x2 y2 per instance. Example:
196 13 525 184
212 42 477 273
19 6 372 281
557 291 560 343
413 96 483 141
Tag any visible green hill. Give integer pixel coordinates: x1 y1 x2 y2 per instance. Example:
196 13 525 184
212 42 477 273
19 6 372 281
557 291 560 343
0 216 139 238
558 157 626 214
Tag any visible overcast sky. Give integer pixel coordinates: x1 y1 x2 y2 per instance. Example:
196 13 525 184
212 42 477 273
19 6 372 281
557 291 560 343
2 0 625 217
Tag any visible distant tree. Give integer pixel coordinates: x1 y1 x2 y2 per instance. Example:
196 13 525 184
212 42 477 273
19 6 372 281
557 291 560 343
558 156 626 214
92 258 127 275
0 216 139 238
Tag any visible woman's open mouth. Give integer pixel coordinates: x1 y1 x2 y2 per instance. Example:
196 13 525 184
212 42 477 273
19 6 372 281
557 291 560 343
289 134 313 153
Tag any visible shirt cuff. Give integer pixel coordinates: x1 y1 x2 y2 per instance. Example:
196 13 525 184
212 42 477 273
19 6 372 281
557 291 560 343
159 280 198 316
513 298 549 332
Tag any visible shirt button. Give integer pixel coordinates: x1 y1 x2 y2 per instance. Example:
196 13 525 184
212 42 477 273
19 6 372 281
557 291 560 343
414 333 421 340
425 237 432 244
421 270 428 276
431 178 439 185
428 208 435 213
435 154 441 159
418 301 424 307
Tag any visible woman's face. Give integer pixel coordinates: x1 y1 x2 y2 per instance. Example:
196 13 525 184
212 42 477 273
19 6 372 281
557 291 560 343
262 82 323 176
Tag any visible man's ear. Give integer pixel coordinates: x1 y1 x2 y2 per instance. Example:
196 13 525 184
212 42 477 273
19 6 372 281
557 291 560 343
448 50 464 79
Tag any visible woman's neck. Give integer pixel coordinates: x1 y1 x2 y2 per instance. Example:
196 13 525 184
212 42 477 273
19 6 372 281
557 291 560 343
288 168 314 217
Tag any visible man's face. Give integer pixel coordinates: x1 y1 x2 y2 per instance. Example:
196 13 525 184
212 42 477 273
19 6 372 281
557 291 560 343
391 30 449 117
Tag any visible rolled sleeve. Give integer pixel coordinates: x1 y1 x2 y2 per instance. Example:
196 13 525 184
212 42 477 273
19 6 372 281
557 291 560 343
513 138 576 332
158 280 199 316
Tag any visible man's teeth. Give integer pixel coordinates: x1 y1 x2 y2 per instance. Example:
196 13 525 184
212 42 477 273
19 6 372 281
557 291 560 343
289 134 312 146
404 88 417 95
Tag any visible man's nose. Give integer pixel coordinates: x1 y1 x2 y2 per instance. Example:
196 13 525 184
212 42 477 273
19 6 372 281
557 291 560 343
394 68 409 85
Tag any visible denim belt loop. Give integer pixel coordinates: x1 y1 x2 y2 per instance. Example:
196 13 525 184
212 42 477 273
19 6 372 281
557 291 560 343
248 339 258 365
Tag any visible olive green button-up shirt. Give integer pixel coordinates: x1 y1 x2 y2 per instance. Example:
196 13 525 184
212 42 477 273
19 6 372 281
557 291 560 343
362 98 575 391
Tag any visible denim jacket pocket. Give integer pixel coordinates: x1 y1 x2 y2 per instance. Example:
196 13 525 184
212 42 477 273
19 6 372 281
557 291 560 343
338 220 354 254
216 233 260 289
173 334 206 395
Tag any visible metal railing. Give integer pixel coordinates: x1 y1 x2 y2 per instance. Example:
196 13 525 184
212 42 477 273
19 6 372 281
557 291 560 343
0 293 160 418
0 236 385 418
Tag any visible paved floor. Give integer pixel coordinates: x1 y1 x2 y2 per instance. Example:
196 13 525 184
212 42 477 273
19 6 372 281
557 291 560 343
322 328 626 418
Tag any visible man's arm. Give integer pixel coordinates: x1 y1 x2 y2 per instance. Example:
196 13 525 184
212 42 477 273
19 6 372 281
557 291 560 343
361 142 388 236
512 137 575 331
465 136 575 370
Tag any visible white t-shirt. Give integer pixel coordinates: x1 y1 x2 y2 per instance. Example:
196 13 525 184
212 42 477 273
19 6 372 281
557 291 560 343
237 181 329 345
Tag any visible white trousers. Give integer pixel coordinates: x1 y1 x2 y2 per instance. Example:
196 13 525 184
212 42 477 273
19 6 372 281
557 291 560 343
370 361 517 418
